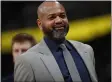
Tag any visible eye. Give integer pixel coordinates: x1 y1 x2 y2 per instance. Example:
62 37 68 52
48 15 56 20
21 49 27 53
60 14 66 18
14 49 19 53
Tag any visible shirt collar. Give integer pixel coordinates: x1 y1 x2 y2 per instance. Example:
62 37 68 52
44 36 61 51
44 36 72 51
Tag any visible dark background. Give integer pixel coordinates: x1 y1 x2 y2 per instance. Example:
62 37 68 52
1 1 111 82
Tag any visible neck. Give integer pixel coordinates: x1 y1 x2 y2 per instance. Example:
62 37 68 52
44 35 66 44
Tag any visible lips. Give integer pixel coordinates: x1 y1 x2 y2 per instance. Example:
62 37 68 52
54 24 65 30
55 27 64 30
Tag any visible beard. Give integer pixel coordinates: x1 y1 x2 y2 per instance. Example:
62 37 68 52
42 24 69 40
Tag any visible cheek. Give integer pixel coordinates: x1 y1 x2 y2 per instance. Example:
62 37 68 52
13 52 18 58
12 53 19 62
64 19 69 25
12 50 20 57
42 21 54 31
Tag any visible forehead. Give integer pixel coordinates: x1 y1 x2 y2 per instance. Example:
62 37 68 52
47 6 65 15
12 41 32 49
39 2 66 16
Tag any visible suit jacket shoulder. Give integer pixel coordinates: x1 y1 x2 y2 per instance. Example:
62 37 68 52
68 40 93 50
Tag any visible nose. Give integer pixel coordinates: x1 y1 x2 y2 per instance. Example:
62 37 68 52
18 50 22 55
55 16 63 24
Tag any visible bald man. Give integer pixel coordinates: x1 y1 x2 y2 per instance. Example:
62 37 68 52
14 1 98 82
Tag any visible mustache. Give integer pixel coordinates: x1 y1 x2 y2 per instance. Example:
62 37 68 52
53 24 65 28
53 25 66 30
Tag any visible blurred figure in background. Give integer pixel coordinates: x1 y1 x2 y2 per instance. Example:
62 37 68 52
2 33 37 82
12 33 37 62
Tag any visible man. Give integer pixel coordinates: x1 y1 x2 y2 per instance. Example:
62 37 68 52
14 1 98 82
2 33 37 82
12 33 37 62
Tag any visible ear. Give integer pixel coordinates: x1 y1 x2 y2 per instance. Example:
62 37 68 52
37 19 42 30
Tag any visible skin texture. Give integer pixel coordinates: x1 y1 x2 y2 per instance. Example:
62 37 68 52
12 41 32 62
37 1 69 41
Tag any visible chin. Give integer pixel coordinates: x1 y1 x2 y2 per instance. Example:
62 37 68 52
53 36 65 40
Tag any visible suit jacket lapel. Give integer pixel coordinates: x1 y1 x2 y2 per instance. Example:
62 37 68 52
37 39 64 82
69 40 98 82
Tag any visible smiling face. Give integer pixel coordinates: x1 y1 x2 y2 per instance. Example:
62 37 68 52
37 1 69 40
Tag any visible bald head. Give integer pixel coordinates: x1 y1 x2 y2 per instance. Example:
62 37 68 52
37 1 65 19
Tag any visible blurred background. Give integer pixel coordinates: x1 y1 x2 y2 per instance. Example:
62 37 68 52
1 1 111 82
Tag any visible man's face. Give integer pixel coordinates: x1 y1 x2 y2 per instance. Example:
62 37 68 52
38 2 69 40
12 41 32 62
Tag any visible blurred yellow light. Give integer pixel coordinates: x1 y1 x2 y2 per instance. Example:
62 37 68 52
1 14 111 54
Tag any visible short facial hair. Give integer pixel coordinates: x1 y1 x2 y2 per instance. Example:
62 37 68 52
42 24 69 40
52 26 69 39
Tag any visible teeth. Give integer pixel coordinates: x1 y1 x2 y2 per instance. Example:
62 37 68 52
56 27 64 30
